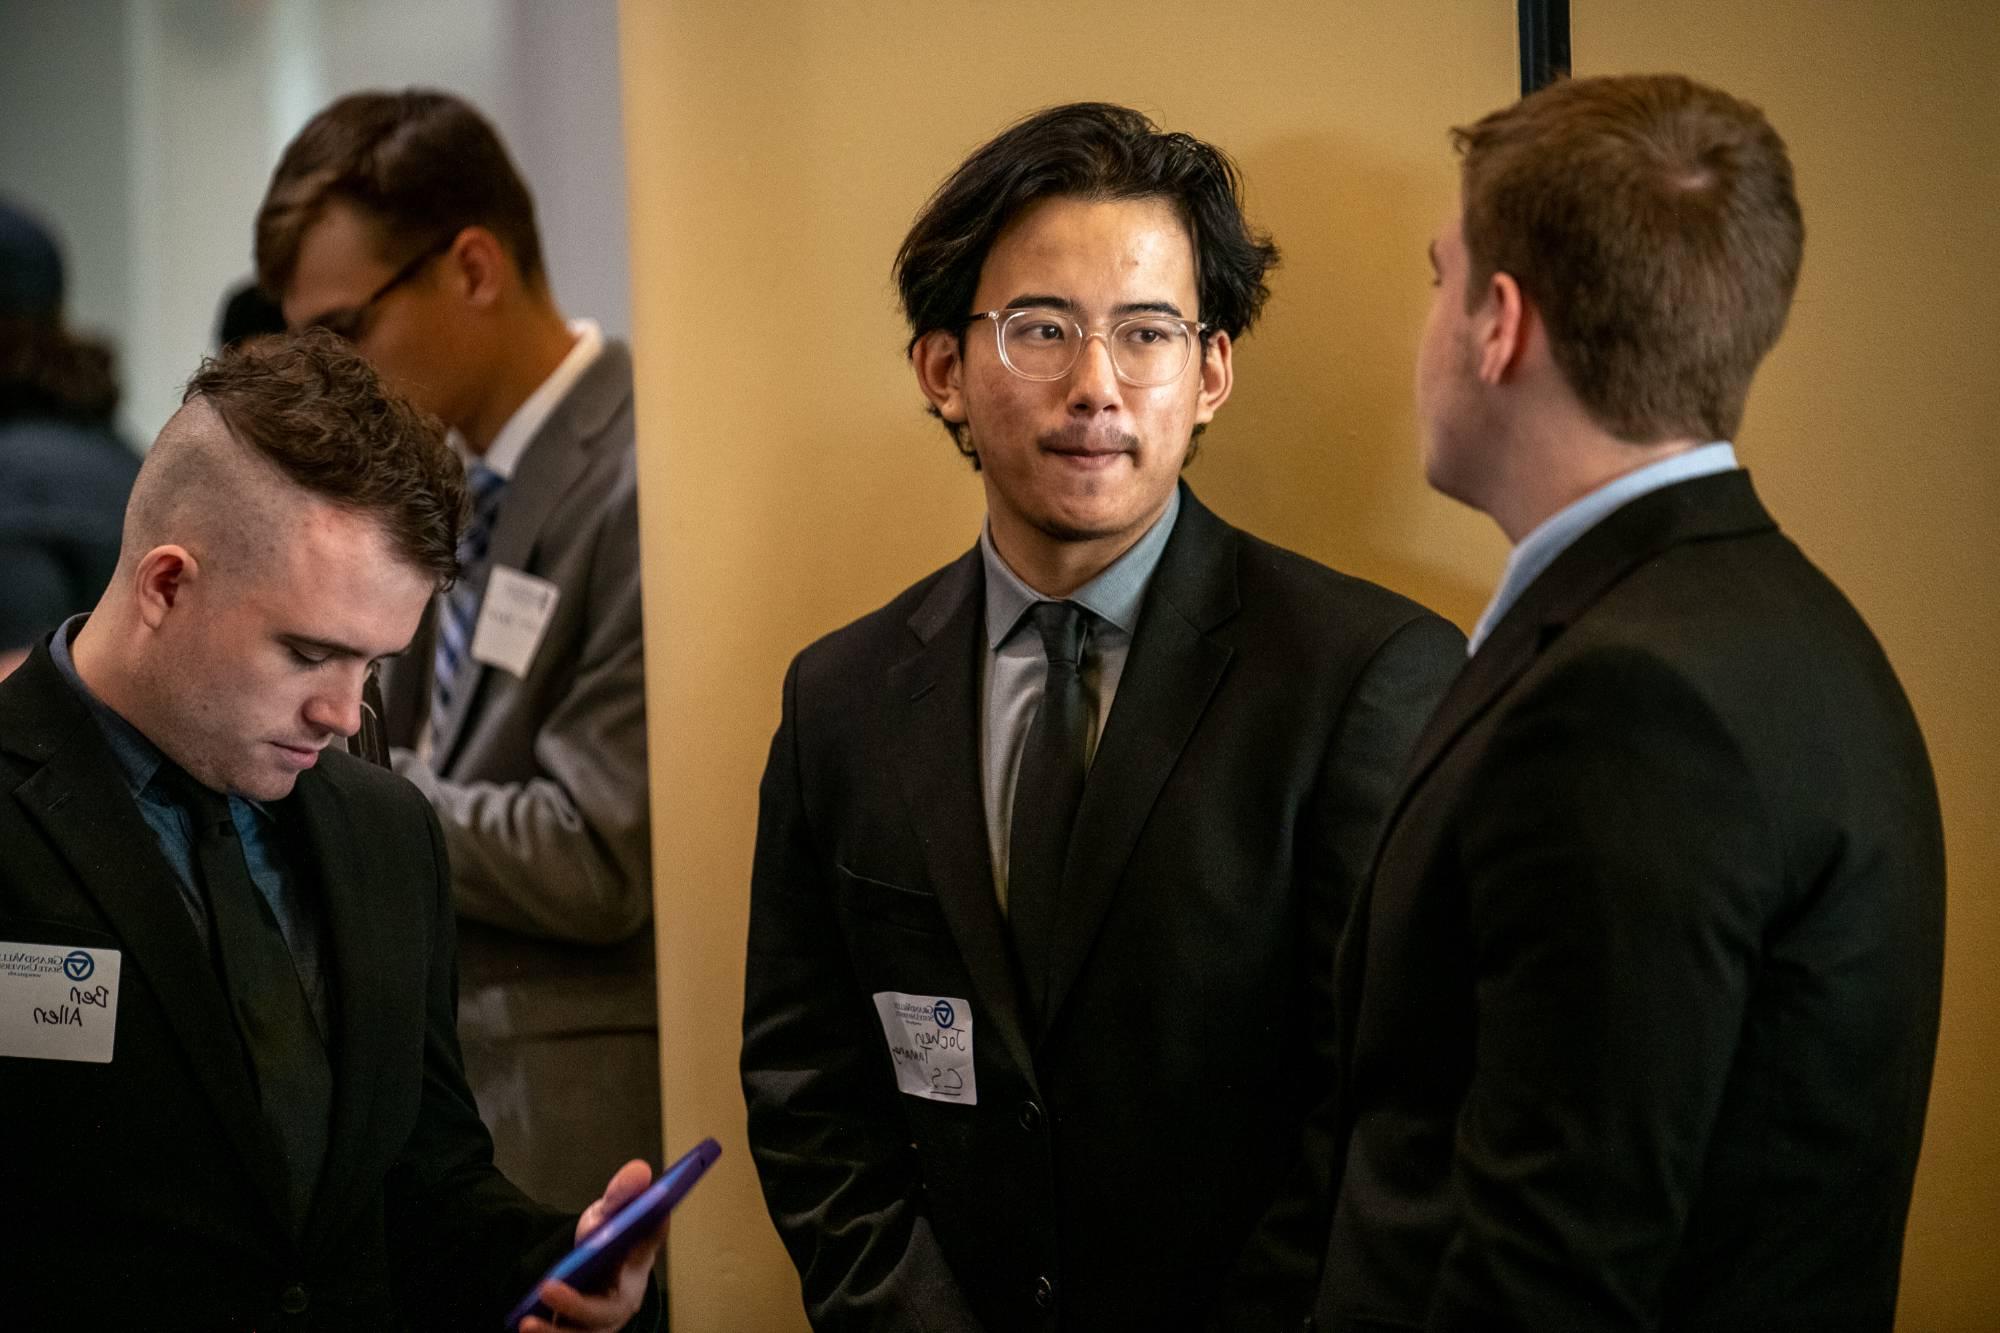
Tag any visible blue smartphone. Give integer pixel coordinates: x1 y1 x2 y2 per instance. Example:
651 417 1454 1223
505 1137 721 1330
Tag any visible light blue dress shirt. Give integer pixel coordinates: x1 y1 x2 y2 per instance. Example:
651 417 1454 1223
979 487 1180 907
1468 442 1741 656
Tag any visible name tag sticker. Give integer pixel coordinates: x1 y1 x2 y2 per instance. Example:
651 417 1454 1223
872 991 975 1105
471 566 561 678
0 942 121 1063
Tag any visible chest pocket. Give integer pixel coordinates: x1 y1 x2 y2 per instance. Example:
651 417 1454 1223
835 864 948 936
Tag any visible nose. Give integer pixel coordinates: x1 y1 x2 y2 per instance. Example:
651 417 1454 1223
303 668 366 739
1066 332 1124 416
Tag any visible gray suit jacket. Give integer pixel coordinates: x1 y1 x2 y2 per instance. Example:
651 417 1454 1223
381 340 654 1039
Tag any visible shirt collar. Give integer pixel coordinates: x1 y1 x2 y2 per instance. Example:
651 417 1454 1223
1468 441 1740 655
47 613 166 799
982 485 1181 650
476 318 605 480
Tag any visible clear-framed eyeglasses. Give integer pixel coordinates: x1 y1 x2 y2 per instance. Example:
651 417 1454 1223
969 307 1208 387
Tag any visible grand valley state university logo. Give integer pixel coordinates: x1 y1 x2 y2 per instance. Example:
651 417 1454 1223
0 945 74 980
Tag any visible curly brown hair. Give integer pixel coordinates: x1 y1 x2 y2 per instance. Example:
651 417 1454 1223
181 328 466 587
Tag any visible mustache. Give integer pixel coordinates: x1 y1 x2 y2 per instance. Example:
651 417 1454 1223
1036 422 1141 455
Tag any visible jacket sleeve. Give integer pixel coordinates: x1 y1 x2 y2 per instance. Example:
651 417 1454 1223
384 798 662 1331
740 657 986 1333
1425 647 1773 1331
393 473 651 946
1213 611 1465 1331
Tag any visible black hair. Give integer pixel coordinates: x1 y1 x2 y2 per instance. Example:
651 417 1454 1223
897 101 1279 346
894 103 1279 460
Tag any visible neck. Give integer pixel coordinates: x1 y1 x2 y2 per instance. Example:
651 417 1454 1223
68 602 142 726
1483 423 1704 545
987 508 1162 601
458 299 578 454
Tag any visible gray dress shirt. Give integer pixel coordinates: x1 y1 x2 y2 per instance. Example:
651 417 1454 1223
979 488 1180 908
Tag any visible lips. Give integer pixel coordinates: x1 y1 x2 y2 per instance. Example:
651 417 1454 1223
273 741 326 769
1038 423 1140 460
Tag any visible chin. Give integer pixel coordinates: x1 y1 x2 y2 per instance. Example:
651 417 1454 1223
258 772 305 801
1031 503 1132 545
229 766 302 803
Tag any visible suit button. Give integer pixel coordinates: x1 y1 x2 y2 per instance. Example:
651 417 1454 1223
1034 1275 1055 1308
279 1283 309 1314
1018 1099 1044 1132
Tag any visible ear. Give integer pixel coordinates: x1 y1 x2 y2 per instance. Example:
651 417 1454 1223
1192 330 1234 427
1474 271 1531 385
912 328 968 426
446 226 511 310
132 546 194 631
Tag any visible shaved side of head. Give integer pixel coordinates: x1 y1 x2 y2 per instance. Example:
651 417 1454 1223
118 398 304 591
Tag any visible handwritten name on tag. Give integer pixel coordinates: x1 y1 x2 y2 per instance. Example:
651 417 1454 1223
471 566 561 678
872 991 975 1105
0 942 121 1063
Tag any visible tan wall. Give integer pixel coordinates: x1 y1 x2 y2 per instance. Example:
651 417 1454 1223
619 3 1999 1327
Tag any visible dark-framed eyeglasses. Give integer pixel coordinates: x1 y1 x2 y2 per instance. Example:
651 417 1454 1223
306 232 456 342
969 306 1208 387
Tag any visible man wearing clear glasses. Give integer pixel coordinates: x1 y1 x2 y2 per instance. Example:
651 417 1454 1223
742 102 1464 1331
254 90 658 1218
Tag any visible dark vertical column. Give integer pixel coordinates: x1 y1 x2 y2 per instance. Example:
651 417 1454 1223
1517 0 1572 95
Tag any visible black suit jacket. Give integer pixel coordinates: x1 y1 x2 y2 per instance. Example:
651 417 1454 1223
743 486 1465 1332
1316 472 1945 1332
0 642 651 1331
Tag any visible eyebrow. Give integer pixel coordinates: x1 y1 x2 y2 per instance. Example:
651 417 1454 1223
1004 294 1190 319
282 634 398 663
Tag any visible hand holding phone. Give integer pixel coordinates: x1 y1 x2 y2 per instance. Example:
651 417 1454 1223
506 1137 721 1331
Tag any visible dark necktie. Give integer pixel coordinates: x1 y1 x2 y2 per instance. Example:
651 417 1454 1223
1007 601 1091 1020
157 766 331 1228
433 462 507 737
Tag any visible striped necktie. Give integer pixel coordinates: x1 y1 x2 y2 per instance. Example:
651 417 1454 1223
432 463 507 738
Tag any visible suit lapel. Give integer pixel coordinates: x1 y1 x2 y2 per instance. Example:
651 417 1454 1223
286 760 406 1252
1041 487 1238 1029
885 551 1038 1088
432 342 635 768
481 342 630 577
3 648 293 1230
1333 471 1782 1093
1388 470 1779 826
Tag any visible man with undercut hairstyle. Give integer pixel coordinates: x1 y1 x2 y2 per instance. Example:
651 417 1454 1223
0 331 661 1330
741 102 1463 1331
1315 75 1943 1333
256 89 657 1214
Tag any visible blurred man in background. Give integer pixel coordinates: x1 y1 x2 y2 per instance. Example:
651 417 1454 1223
257 89 658 1212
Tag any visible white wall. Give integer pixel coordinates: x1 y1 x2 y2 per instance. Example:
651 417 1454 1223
0 0 135 409
0 0 631 446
